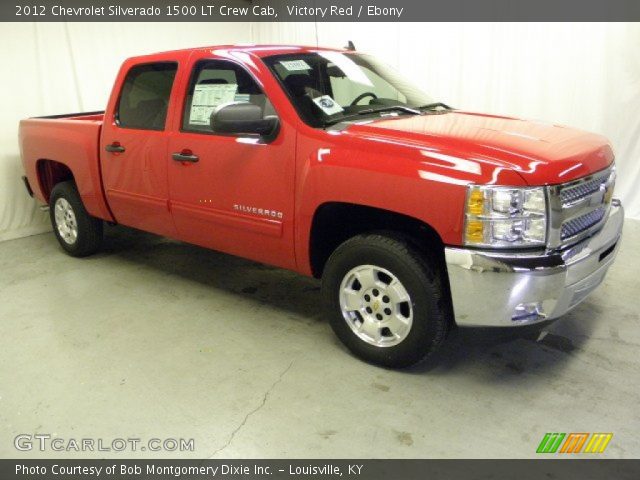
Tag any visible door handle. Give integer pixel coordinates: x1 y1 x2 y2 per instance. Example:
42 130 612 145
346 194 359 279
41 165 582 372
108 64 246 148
172 150 199 163
105 142 125 153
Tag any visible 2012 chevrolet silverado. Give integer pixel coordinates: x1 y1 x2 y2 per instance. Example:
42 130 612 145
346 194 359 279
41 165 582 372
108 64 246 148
19 45 623 367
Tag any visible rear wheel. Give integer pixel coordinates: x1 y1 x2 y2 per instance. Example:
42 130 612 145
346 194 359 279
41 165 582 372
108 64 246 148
322 234 449 368
49 181 103 257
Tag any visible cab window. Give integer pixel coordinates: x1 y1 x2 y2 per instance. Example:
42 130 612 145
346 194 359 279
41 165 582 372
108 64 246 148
116 62 177 130
182 60 276 133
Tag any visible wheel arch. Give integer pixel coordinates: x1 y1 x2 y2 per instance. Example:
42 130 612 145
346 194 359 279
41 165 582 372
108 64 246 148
36 159 75 202
309 202 447 276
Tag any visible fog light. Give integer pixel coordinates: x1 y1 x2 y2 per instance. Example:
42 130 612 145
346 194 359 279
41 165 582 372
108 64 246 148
512 302 547 322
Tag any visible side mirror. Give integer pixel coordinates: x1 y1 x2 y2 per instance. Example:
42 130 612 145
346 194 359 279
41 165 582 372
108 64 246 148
210 102 279 141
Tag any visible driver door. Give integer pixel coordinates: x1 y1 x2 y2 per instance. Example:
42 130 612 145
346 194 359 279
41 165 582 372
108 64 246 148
167 53 296 270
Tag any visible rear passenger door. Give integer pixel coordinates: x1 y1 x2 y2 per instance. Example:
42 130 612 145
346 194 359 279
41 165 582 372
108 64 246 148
100 61 178 237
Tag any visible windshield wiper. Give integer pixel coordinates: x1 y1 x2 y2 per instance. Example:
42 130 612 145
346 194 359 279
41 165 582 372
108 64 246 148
323 105 421 126
357 105 422 116
417 102 452 111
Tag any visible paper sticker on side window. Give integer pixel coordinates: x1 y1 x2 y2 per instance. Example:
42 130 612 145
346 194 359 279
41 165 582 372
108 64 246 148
280 60 311 71
189 83 238 125
312 95 344 116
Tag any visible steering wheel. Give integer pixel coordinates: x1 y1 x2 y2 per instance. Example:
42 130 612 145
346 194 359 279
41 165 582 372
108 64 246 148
350 92 378 106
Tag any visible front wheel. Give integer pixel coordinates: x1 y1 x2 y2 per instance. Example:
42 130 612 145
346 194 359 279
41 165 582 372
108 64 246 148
322 234 450 368
49 181 103 257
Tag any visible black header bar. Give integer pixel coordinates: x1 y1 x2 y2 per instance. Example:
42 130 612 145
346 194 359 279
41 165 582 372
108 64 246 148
5 0 640 22
2 459 640 480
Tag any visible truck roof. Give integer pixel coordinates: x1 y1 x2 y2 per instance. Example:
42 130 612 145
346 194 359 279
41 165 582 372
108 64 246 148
127 44 350 62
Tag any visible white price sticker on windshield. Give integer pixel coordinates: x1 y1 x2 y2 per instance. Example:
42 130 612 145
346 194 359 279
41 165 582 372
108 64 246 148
312 95 344 116
280 59 311 71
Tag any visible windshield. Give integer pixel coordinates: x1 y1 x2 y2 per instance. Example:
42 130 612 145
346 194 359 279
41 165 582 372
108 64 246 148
262 52 437 127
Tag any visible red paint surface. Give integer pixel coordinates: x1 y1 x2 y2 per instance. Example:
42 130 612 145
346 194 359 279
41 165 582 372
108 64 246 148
19 45 614 276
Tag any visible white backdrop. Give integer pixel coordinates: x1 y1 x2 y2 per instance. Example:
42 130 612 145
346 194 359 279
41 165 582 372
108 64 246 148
0 22 253 241
253 22 640 218
1 22 639 242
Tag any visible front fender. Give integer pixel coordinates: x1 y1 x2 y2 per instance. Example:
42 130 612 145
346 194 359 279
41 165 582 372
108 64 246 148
293 129 525 275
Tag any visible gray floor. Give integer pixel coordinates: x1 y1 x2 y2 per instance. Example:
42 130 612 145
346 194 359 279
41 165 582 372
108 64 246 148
1 220 639 459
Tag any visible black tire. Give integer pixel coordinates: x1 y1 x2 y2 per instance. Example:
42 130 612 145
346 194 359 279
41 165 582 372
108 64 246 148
49 181 103 257
322 234 450 368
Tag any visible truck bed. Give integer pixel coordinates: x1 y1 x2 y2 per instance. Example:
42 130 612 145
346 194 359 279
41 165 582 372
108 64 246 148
33 111 105 121
19 111 114 222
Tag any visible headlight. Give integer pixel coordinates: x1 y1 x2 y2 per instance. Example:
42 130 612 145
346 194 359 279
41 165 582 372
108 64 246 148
464 185 547 248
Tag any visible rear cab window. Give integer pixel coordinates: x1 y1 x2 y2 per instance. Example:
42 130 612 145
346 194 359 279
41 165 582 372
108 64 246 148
116 62 178 130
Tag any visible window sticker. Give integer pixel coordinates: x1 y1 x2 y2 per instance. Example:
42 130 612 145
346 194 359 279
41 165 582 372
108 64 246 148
312 95 344 116
280 59 311 72
189 83 238 125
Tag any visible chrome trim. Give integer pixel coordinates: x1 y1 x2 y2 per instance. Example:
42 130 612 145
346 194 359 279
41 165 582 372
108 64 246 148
445 201 623 327
561 207 606 240
547 165 615 249
560 175 606 206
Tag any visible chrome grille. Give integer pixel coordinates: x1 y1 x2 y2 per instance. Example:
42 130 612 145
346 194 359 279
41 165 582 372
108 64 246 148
547 165 615 248
561 207 606 240
560 176 605 206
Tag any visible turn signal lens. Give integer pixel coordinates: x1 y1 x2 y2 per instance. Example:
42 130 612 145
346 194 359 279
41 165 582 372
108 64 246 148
467 189 485 215
465 220 484 243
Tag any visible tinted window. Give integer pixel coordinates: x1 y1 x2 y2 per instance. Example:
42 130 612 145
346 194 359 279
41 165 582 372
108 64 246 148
182 60 276 133
117 63 177 130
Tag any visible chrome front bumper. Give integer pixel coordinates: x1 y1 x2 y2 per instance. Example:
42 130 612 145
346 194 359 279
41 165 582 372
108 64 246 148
445 201 624 327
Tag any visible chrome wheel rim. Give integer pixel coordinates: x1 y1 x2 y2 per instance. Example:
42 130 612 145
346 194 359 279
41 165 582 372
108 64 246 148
54 198 78 245
339 265 413 347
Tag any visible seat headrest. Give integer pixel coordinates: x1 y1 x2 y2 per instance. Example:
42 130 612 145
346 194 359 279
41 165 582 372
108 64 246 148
283 74 317 97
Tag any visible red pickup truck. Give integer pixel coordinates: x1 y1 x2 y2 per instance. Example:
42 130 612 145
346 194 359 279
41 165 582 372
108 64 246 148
19 45 623 367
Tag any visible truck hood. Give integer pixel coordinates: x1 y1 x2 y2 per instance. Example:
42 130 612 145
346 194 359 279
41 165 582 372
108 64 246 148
342 111 614 185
